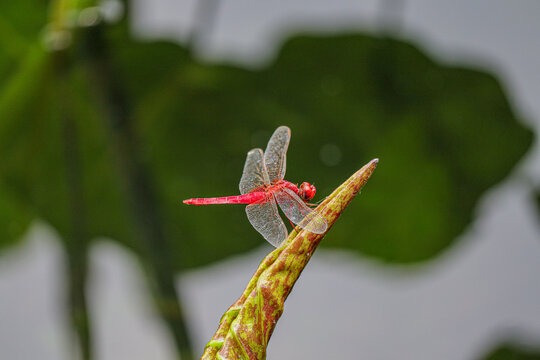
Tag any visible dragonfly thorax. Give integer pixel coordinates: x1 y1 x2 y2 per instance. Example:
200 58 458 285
274 180 315 202
273 180 315 202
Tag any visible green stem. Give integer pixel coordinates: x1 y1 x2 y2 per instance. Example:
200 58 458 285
55 49 93 360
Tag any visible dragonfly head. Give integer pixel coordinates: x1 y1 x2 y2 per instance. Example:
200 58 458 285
298 182 316 202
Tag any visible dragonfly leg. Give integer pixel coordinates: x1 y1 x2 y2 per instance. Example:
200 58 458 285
305 198 326 207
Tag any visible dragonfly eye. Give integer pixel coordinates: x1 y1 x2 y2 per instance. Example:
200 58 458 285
299 182 316 201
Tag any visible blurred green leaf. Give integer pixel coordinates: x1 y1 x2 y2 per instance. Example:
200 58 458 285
128 34 533 265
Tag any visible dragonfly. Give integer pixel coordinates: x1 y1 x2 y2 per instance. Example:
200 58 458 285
183 126 328 247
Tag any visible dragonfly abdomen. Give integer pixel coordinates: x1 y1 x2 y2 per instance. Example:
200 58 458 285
183 192 267 205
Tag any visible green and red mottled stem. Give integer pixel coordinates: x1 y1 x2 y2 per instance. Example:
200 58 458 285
200 159 379 360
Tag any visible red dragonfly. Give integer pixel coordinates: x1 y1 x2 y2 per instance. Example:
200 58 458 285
183 126 328 247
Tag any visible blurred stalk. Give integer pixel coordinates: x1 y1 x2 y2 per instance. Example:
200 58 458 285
377 0 406 33
188 0 220 52
46 1 94 358
80 24 194 360
54 50 93 360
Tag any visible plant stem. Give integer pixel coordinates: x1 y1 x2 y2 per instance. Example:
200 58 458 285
55 49 93 360
188 0 220 52
377 0 406 33
80 24 194 360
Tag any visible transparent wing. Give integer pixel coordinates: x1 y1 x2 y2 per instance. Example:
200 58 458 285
239 149 270 195
264 126 291 183
274 188 328 234
246 200 288 247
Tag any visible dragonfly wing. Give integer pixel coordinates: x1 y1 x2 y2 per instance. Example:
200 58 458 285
246 200 288 247
274 188 328 234
239 148 270 195
264 126 291 183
